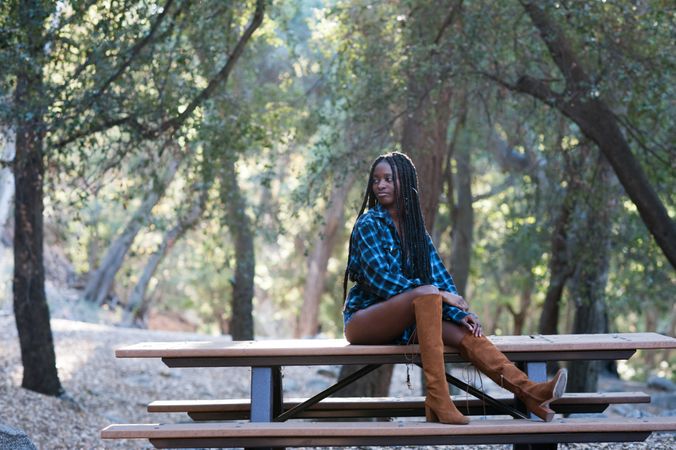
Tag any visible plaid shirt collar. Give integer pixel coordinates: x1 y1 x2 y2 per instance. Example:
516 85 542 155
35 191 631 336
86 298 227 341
369 202 394 222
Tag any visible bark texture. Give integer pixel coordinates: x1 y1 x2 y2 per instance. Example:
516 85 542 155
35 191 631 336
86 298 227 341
400 2 462 230
12 0 63 396
567 155 614 392
0 127 16 228
506 280 533 335
538 188 575 336
402 84 453 230
449 140 473 296
220 156 255 340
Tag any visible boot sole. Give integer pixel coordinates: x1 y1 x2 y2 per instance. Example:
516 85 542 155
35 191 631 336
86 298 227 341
532 369 568 422
543 368 568 406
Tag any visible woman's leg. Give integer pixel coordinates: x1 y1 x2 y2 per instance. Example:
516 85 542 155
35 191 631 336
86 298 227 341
453 331 567 422
441 320 472 347
344 285 439 344
346 289 469 424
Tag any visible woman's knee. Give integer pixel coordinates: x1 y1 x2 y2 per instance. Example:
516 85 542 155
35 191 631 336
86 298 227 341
410 285 439 297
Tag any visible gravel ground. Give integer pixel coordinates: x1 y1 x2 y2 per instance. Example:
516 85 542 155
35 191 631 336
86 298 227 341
0 314 673 450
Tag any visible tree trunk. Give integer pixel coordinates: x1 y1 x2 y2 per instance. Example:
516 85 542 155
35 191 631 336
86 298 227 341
449 139 473 297
643 307 658 369
506 279 533 335
400 2 460 231
296 174 354 338
518 1 676 269
0 127 16 229
12 0 62 396
335 364 394 398
220 155 255 340
402 83 453 230
568 155 614 393
538 189 574 336
83 153 181 305
125 190 206 325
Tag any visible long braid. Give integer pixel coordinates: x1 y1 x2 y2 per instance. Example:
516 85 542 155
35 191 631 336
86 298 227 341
343 156 385 301
390 153 431 282
343 152 431 303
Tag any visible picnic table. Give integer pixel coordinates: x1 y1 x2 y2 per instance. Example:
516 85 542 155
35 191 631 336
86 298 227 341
102 332 676 449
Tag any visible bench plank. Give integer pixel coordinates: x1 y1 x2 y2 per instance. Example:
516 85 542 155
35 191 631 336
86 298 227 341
148 392 651 419
101 417 676 448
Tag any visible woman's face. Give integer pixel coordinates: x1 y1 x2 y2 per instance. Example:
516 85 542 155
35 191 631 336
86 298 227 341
372 161 396 208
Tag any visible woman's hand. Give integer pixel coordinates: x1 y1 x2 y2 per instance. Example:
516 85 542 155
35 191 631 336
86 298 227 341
440 291 469 311
460 314 483 337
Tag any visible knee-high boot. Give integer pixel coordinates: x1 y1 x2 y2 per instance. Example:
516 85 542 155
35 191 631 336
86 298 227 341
413 294 469 425
457 334 567 422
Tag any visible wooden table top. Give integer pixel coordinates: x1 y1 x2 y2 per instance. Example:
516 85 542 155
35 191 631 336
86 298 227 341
115 332 675 359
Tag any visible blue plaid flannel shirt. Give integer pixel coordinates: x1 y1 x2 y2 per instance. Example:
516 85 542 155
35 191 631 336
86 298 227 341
343 203 469 344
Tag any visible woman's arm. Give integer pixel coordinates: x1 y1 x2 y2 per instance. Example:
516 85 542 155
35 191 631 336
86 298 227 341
440 291 469 311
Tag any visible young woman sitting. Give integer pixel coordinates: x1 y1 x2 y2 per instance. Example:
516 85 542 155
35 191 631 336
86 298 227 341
343 151 567 425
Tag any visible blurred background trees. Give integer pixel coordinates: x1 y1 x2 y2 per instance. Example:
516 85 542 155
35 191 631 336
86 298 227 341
0 0 673 396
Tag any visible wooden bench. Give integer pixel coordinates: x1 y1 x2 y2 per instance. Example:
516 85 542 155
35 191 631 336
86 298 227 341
147 392 651 420
101 417 676 448
103 332 676 449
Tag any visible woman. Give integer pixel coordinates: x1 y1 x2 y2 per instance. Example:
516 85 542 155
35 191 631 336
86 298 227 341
343 152 567 425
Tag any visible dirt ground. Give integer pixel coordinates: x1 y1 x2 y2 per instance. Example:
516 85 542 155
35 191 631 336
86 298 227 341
0 314 673 450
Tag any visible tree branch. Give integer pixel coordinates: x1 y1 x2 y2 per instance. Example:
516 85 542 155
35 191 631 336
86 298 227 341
156 0 265 136
472 176 515 203
69 0 179 104
519 0 589 88
56 0 264 147
433 0 463 46
514 74 562 108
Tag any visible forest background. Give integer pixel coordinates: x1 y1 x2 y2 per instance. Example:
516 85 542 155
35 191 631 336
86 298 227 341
0 0 674 399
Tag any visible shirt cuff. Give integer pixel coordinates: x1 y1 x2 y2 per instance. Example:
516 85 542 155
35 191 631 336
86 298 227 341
442 303 470 324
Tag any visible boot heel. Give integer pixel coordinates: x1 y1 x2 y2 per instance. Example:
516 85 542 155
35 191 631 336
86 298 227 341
425 405 439 422
530 404 555 422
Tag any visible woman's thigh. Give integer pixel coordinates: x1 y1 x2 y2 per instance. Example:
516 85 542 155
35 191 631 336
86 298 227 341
344 285 439 344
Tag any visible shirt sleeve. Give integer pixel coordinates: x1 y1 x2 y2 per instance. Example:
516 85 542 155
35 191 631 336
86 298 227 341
353 218 424 299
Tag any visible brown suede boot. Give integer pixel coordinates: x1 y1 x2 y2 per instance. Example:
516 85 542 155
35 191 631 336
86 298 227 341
457 334 567 422
413 294 469 425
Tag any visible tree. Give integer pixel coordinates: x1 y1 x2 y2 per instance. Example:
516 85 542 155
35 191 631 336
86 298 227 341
567 154 616 392
401 1 462 230
2 0 265 396
512 1 675 268
296 174 354 338
538 133 582 337
447 97 472 296
125 185 207 325
219 152 256 340
83 144 183 305
10 0 62 396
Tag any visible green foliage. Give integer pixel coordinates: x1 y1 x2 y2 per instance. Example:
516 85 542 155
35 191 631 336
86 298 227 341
1 1 673 361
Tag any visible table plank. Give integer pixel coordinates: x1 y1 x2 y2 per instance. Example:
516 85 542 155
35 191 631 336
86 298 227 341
115 333 676 359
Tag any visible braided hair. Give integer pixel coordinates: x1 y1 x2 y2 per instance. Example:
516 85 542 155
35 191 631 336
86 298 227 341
343 152 431 301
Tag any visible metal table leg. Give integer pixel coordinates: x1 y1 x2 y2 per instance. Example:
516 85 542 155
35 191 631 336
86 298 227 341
514 361 557 450
249 366 283 450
